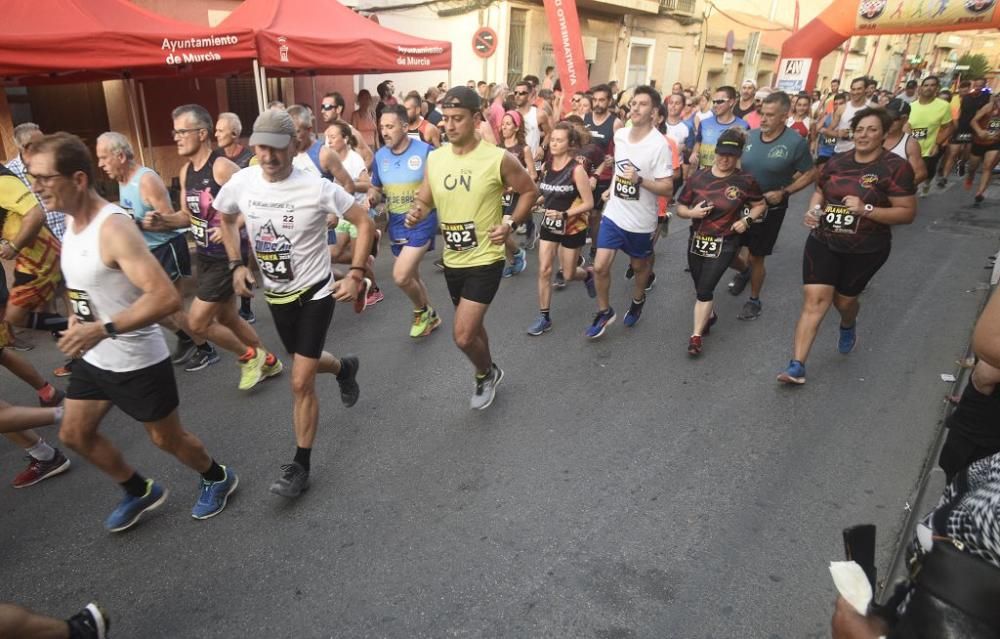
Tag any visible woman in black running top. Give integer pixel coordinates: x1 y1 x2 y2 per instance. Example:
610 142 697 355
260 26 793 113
525 122 596 336
676 128 765 357
499 110 537 277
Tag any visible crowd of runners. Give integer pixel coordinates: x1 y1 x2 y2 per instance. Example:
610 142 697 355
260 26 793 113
0 70 997 637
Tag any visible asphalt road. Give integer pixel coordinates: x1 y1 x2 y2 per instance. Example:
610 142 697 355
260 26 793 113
2 183 997 638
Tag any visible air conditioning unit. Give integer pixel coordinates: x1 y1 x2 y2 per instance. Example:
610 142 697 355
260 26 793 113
659 0 696 16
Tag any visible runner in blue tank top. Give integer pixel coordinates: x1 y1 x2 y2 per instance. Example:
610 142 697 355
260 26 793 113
691 86 750 169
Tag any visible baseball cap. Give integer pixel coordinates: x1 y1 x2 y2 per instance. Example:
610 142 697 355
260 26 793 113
905 79 918 89
249 109 295 147
716 136 744 157
441 86 481 112
886 98 910 118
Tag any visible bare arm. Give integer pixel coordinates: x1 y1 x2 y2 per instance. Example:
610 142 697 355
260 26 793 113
971 103 992 138
973 290 1000 370
765 167 818 205
565 164 594 218
350 126 374 168
155 164 193 229
321 147 356 194
523 147 537 182
404 173 435 228
907 138 928 184
427 124 442 148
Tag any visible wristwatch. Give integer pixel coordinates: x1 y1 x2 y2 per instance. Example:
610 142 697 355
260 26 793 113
228 260 243 272
863 204 874 216
104 322 118 339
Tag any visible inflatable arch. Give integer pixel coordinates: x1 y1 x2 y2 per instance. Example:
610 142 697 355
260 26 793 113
777 0 1000 91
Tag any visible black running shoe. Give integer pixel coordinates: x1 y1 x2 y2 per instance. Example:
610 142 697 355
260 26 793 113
336 355 360 407
269 462 310 498
67 603 109 639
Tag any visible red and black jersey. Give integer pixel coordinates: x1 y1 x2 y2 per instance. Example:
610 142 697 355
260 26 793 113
814 150 915 254
678 168 764 237
973 102 1000 147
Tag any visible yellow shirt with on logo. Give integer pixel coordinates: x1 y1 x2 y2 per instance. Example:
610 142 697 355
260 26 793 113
908 98 953 158
427 141 505 268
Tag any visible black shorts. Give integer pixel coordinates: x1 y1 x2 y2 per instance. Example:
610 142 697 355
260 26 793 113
444 260 504 306
593 181 611 213
971 142 1000 157
196 254 234 302
923 152 942 179
268 284 334 359
0 261 7 306
151 234 192 282
952 129 974 145
746 206 787 257
539 228 587 249
801 234 890 297
687 233 740 302
67 357 179 423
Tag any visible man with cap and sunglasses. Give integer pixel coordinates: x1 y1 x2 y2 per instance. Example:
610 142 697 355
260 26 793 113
214 109 371 499
405 86 538 410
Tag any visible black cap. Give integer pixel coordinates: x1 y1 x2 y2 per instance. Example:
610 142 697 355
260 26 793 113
886 98 910 118
441 86 481 112
716 138 743 157
906 80 918 89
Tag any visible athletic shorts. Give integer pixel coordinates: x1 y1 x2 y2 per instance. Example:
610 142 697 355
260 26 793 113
596 216 655 259
196 254 234 303
746 206 787 257
923 152 942 179
388 212 437 258
335 219 358 239
687 232 740 302
971 142 1000 157
801 234 890 297
0 262 8 307
268 282 334 359
67 357 179 423
539 228 587 249
444 260 504 307
9 268 61 310
952 130 973 145
593 181 611 212
151 234 192 282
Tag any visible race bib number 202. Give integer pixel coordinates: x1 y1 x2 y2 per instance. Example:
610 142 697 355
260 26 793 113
441 221 478 252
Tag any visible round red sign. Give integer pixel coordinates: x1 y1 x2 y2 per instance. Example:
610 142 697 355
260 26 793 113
472 27 498 59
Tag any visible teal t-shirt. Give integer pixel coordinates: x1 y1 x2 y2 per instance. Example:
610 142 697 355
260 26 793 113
740 127 813 194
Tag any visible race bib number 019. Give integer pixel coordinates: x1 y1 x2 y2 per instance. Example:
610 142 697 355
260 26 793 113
67 288 96 322
541 214 565 234
689 233 723 258
256 250 294 283
821 202 860 234
190 215 209 247
441 221 478 252
613 175 640 201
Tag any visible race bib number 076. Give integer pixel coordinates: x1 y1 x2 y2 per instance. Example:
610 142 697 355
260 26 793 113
441 221 478 252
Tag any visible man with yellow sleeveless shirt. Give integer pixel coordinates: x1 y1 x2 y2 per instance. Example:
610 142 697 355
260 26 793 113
406 86 537 410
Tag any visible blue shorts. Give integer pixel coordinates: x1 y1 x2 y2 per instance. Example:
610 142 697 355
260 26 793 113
388 212 437 258
596 216 655 259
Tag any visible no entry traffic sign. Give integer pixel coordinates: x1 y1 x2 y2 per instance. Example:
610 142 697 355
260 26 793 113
472 26 498 59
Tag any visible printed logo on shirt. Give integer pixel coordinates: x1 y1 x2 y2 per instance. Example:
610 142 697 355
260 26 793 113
254 220 294 283
407 155 423 171
725 186 743 200
767 145 789 159
860 173 879 189
443 170 472 192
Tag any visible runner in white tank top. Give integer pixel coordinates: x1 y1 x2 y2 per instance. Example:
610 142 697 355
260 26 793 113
32 132 238 533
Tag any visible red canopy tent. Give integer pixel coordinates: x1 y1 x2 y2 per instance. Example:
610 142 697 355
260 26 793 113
218 0 451 78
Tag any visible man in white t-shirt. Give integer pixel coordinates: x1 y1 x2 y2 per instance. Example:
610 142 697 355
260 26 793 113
215 109 374 500
831 77 870 153
586 85 674 339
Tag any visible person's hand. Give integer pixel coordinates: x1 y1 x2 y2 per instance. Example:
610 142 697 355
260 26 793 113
621 165 638 184
534 147 545 162
232 265 255 298
804 206 821 228
764 190 785 206
830 596 888 639
930 143 939 157
405 201 426 229
691 200 713 219
487 222 511 245
732 218 750 234
333 274 361 302
589 176 598 191
207 227 223 244
367 190 381 208
0 240 18 260
602 155 613 169
601 189 611 203
327 213 339 229
842 195 864 215
58 321 108 358
688 151 698 165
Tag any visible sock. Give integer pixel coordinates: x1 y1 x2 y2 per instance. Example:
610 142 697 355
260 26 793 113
197 342 214 353
294 447 312 471
540 308 550 320
633 296 645 304
749 297 759 303
27 312 68 332
415 305 428 316
475 367 491 380
121 472 149 498
240 296 251 312
37 382 56 403
239 346 256 362
201 459 226 483
26 437 55 462
265 353 277 366
175 329 192 343
53 406 64 425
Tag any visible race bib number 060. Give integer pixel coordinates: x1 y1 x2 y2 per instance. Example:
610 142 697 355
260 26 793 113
821 203 860 234
441 221 478 252
613 175 640 201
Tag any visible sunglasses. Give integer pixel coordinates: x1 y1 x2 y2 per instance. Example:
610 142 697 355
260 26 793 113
513 91 529 96
320 104 337 111
712 99 728 105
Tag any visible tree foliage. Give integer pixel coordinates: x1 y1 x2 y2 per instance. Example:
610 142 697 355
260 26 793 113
957 53 991 79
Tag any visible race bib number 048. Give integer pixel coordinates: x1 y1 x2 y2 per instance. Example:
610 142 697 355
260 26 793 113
821 203 860 234
67 288 96 322
689 233 723 258
441 221 478 252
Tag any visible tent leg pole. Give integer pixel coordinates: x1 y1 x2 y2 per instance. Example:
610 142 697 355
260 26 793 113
252 59 265 113
124 80 145 167
138 81 155 172
311 75 318 113
260 66 269 107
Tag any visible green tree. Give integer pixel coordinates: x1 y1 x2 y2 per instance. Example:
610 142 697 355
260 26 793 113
957 53 991 79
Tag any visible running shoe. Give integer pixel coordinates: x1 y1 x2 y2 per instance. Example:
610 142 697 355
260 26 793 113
371 228 382 258
964 176 974 190
702 312 718 336
9 335 34 352
262 357 284 380
104 479 168 532
270 462 310 498
777 359 806 385
527 314 552 336
238 306 256 324
687 335 703 357
192 466 239 520
39 387 65 408
624 264 634 280
645 271 657 292
171 338 198 365
512 249 527 275
728 268 750 296
583 266 597 298
470 363 504 410
737 298 762 321
585 308 616 339
554 270 566 289
53 361 73 377
937 177 947 189
184 346 220 373
12 449 70 488
67 603 109 639
366 286 385 307
433 257 445 271
410 307 442 338
238 348 267 391
975 193 985 205
623 296 646 328
337 355 360 407
838 323 858 354
354 277 372 313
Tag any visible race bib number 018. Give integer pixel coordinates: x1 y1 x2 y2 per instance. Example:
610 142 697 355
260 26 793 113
441 221 478 252
67 288 96 322
821 202 860 234
190 216 209 247
689 233 723 258
613 175 640 201
256 250 294 283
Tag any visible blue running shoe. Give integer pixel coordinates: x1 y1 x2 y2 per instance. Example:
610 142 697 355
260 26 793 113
527 314 552 336
777 360 806 385
585 308 616 339
583 266 597 298
192 466 239 520
104 480 168 532
623 296 646 327
512 249 527 276
838 324 857 354
502 262 514 278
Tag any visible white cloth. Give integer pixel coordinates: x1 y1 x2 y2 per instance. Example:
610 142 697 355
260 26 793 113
834 100 868 153
338 149 368 206
603 127 673 234
60 204 169 372
665 120 689 149
214 166 356 298
523 106 541 153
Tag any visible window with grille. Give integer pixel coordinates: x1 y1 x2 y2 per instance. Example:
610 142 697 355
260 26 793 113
507 9 526 88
